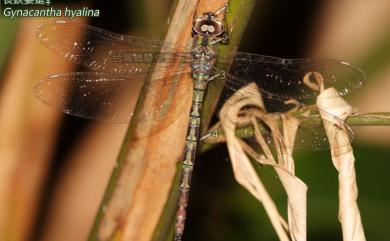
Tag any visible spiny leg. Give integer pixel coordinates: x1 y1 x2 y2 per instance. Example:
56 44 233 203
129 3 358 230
215 3 231 44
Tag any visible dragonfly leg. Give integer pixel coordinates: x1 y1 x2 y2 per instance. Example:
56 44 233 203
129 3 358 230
207 70 225 82
191 3 227 26
213 3 229 17
215 3 230 44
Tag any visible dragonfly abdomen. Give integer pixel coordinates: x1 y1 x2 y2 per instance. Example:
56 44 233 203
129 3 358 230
174 77 208 241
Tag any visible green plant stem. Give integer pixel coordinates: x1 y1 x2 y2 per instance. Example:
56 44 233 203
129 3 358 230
200 0 257 135
0 20 18 83
199 112 390 153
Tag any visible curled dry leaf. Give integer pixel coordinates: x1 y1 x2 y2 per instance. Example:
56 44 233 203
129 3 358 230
219 83 307 241
309 72 367 241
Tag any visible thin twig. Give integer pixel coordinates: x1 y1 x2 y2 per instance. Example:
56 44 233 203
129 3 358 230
200 112 390 153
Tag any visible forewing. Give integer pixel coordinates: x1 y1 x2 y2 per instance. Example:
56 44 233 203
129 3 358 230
36 20 192 74
216 52 366 104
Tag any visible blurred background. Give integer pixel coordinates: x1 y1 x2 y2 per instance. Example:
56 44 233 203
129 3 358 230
0 0 389 241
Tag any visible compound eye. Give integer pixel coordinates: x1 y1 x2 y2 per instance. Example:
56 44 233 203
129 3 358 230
200 24 216 33
207 25 215 33
193 18 224 36
200 24 208 33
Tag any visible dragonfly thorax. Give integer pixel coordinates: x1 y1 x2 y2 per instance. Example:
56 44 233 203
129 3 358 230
191 45 215 76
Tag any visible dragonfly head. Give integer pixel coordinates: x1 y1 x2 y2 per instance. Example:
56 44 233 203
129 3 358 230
192 12 225 37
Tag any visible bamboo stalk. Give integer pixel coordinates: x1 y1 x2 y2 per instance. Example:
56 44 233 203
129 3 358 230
86 1 259 241
39 123 127 241
0 18 75 241
39 2 170 241
0 20 18 80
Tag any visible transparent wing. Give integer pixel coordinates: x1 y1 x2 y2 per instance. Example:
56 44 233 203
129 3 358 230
238 122 352 154
33 70 190 123
211 106 353 151
294 113 353 151
209 52 362 150
36 20 192 74
211 74 353 151
216 52 366 103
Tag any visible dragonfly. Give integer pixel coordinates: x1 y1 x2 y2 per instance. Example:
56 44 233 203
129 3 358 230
33 5 366 241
